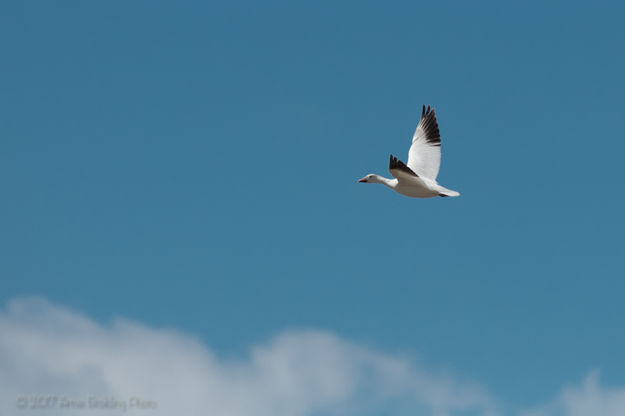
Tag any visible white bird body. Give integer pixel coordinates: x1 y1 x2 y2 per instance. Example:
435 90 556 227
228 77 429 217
363 175 458 198
359 105 460 199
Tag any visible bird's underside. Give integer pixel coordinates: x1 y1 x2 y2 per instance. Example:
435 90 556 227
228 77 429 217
388 154 452 198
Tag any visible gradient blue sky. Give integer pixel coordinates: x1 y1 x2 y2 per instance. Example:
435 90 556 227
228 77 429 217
2 0 624 410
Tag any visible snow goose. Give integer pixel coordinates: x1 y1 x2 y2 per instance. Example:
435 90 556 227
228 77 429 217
358 105 460 198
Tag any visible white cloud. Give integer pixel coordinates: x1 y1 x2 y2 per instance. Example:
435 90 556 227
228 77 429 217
521 372 625 416
0 297 498 416
2 297 625 416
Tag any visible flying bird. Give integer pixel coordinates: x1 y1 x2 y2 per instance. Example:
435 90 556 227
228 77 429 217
358 105 460 198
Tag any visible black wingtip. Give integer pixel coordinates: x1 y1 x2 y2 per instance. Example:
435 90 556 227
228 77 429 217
389 154 418 177
421 104 434 116
418 104 441 146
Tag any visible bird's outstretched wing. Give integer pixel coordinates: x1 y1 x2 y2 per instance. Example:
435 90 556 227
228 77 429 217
407 105 441 180
389 154 419 182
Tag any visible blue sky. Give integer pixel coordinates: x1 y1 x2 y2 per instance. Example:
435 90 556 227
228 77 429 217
1 1 625 414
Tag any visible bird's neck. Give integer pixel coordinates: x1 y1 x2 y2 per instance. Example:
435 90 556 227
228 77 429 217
372 175 397 189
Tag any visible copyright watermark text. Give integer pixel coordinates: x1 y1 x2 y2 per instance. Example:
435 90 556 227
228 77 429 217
16 395 157 411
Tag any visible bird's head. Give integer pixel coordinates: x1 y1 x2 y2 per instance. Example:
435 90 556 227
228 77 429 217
358 174 378 183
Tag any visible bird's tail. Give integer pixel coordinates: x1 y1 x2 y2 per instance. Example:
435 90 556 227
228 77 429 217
437 186 460 197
